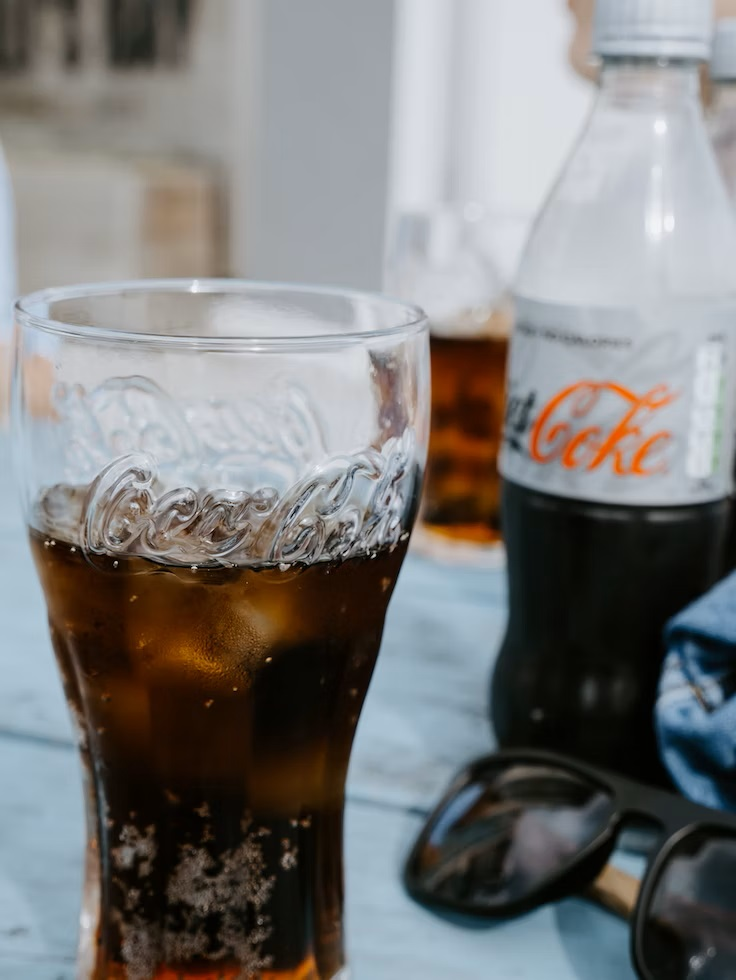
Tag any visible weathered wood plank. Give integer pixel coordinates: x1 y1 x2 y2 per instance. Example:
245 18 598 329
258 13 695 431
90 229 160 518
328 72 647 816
0 515 71 743
0 737 81 975
350 559 504 809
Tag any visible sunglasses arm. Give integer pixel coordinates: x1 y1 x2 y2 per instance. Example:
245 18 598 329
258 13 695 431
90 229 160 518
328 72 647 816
585 864 640 920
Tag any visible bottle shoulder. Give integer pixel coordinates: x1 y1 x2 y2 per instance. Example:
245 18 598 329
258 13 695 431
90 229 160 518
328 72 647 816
517 104 736 305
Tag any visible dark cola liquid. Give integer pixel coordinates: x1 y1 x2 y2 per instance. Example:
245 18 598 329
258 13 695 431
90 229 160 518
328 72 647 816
31 524 407 980
492 480 728 784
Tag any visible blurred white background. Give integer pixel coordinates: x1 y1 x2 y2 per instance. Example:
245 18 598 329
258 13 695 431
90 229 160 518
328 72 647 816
0 0 593 295
389 0 592 281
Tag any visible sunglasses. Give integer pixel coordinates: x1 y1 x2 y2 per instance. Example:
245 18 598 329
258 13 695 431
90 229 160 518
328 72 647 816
404 750 736 980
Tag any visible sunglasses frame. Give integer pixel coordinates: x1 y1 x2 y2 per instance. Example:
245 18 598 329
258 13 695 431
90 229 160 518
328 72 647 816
632 820 736 979
404 749 736 980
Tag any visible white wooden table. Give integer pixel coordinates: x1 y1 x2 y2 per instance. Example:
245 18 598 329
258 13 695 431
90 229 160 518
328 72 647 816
0 433 635 979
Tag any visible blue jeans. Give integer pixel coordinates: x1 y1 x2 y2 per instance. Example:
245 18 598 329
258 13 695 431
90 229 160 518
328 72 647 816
655 572 736 811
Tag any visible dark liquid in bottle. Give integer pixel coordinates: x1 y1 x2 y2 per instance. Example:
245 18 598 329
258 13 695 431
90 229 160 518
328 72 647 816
492 480 728 784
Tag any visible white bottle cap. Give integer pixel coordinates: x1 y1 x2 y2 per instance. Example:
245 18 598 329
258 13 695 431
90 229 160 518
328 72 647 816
593 0 713 62
711 19 736 80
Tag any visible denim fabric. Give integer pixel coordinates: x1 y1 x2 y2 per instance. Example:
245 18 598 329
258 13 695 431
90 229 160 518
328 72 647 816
655 571 736 811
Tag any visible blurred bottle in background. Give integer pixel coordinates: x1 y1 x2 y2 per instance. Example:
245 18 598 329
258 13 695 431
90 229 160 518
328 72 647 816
493 0 736 783
385 204 512 564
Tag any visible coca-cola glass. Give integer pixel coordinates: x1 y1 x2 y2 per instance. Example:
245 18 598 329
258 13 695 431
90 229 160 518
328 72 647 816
384 204 513 566
12 280 429 980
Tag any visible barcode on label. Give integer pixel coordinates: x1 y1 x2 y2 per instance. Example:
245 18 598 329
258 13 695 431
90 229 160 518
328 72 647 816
686 340 726 481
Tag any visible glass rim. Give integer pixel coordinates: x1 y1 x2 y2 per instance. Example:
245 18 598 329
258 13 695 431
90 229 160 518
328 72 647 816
14 278 428 352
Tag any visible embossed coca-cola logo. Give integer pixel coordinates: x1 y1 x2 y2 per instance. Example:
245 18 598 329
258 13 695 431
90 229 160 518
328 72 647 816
39 376 418 566
53 375 328 490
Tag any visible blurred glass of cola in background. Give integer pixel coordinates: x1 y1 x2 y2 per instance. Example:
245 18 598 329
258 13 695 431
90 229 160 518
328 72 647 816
385 205 512 564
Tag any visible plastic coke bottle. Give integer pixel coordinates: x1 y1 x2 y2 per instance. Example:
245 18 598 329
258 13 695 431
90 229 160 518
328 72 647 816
492 0 736 783
708 19 736 572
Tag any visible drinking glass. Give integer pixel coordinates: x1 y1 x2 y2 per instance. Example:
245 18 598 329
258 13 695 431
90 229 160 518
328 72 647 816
12 280 429 980
385 204 513 566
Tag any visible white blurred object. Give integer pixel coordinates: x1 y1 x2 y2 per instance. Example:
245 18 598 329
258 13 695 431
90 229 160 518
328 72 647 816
5 140 218 294
710 19 736 204
0 140 15 336
0 136 217 426
385 203 509 333
388 0 592 220
0 130 16 425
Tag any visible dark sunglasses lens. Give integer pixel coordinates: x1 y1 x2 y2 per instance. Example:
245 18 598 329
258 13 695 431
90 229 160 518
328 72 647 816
408 760 616 911
640 829 736 980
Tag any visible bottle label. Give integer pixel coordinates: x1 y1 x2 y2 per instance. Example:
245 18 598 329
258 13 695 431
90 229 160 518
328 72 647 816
500 297 736 505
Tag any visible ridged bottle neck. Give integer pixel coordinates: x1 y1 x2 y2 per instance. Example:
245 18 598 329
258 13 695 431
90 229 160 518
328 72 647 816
597 60 701 112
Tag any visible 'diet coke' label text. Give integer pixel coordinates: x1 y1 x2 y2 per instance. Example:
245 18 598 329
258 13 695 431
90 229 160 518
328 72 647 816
500 297 735 506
